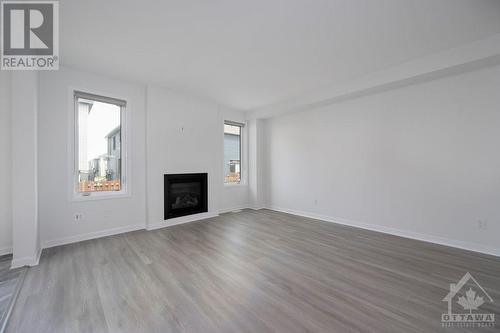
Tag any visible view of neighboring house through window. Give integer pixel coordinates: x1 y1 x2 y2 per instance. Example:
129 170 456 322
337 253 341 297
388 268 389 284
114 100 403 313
224 121 243 184
75 91 125 194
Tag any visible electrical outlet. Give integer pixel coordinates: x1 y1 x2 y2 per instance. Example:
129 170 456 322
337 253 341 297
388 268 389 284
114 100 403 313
477 220 488 230
74 213 84 222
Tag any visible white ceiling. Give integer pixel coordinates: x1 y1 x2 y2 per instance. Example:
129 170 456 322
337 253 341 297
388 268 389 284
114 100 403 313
60 0 500 110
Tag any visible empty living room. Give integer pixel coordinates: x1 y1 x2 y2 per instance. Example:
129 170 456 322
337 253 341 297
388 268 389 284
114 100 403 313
1 0 500 332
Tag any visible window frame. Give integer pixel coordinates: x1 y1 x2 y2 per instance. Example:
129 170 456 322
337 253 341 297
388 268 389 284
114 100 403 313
71 90 129 201
223 120 246 186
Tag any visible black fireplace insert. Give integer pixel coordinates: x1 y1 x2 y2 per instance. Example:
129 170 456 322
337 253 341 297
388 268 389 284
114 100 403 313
164 173 208 219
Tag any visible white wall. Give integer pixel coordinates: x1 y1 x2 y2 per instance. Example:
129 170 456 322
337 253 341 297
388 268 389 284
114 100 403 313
264 65 500 255
38 67 147 247
248 118 266 209
145 86 249 228
11 72 40 267
0 72 12 255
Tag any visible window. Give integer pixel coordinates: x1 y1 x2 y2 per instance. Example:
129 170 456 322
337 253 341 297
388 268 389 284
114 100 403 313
224 121 243 184
75 91 126 196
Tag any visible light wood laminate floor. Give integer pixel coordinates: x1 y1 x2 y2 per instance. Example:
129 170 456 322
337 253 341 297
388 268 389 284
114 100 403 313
6 209 500 332
0 255 25 333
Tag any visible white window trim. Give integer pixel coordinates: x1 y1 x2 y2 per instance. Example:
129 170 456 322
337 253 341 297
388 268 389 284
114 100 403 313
68 88 131 202
223 120 247 187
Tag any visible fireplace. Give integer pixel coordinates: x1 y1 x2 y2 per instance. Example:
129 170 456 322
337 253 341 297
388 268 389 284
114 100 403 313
164 173 208 220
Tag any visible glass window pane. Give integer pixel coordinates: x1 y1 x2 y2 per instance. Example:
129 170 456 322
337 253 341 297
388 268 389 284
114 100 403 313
77 98 122 193
224 123 241 184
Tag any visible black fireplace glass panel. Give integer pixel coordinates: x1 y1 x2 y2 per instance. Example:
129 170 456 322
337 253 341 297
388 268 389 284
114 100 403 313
169 182 200 209
164 173 208 219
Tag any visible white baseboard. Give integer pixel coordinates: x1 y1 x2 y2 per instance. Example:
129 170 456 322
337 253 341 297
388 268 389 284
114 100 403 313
219 205 252 214
33 247 42 266
147 212 219 231
219 205 267 214
267 206 500 257
0 246 12 256
42 224 145 249
11 247 41 268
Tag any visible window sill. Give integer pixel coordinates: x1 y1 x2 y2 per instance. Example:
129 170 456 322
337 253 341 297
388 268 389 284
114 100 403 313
71 191 130 202
224 183 247 188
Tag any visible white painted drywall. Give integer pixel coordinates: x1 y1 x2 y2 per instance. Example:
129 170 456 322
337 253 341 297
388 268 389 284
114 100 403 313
146 85 249 226
248 34 500 119
264 65 500 255
0 72 12 255
248 118 266 209
37 67 147 247
11 72 40 267
60 1 500 110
